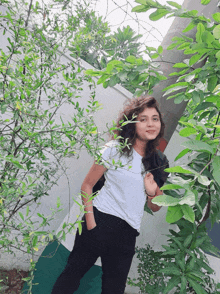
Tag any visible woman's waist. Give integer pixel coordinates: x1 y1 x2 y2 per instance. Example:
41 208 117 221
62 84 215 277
92 206 139 236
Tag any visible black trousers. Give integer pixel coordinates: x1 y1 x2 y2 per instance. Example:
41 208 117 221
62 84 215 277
51 207 139 294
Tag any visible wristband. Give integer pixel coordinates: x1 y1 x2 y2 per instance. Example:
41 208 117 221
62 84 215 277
146 193 157 199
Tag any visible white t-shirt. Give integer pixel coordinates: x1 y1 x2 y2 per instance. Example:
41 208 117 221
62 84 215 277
93 140 147 232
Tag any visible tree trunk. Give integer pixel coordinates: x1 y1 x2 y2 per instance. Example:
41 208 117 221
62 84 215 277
153 0 220 143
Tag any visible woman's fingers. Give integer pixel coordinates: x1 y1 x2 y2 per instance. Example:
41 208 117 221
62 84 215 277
145 173 154 180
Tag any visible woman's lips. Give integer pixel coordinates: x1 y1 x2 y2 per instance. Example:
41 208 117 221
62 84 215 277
146 130 155 134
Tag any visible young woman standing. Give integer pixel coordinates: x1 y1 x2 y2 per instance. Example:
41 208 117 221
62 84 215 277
51 96 169 294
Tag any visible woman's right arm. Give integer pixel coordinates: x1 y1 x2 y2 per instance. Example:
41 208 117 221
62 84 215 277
81 161 107 230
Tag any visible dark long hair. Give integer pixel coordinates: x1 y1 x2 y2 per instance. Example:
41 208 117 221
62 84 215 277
112 95 168 187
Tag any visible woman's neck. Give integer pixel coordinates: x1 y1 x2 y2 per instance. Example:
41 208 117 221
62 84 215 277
133 139 147 157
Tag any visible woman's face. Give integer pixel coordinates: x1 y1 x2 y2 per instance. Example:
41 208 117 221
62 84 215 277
135 107 161 142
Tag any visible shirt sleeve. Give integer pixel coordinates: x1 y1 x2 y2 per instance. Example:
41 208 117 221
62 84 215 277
98 140 119 169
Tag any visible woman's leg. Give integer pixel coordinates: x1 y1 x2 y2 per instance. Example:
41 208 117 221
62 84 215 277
94 208 138 294
101 246 135 294
51 225 100 294
100 231 136 294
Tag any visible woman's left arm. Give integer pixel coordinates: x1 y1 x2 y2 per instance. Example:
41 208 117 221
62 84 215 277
144 172 162 212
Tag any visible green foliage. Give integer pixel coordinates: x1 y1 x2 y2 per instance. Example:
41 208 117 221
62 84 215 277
127 244 169 294
128 241 220 294
0 1 134 292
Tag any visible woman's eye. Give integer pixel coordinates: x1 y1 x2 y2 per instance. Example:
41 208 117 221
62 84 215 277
153 118 159 121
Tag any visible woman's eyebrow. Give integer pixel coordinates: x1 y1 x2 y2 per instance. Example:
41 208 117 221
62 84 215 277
139 114 159 117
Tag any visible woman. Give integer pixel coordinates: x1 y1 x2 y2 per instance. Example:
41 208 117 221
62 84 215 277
51 96 169 294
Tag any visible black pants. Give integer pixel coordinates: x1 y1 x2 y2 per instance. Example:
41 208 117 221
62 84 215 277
51 207 139 294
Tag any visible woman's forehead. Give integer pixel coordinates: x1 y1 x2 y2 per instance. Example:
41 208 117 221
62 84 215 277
138 107 159 116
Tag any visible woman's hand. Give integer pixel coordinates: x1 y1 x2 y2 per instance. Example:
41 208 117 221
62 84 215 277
87 220 97 231
144 172 157 196
85 212 97 230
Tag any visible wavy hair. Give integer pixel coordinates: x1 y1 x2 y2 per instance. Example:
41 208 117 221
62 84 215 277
111 96 165 156
110 95 167 182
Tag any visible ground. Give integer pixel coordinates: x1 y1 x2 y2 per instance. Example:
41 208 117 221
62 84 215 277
0 268 29 294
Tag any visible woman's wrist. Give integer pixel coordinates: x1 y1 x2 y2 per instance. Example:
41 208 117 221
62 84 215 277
146 191 157 198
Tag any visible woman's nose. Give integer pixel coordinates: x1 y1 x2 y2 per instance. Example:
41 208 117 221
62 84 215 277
147 119 153 126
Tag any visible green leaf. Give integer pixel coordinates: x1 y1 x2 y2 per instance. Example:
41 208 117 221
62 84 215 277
175 148 190 161
126 55 137 63
164 82 188 91
197 175 212 186
97 74 109 85
181 139 214 154
181 204 195 223
149 9 169 21
164 85 188 96
196 23 205 43
163 276 181 294
192 91 200 104
167 1 181 9
33 231 48 236
151 53 159 59
108 75 119 87
103 80 109 89
201 0 211 4
202 31 215 44
212 12 220 23
162 249 179 256
57 197 61 208
188 278 207 294
173 63 189 68
19 212 24 221
179 190 196 206
152 195 180 206
179 127 197 137
85 69 101 76
78 221 82 235
159 265 182 276
213 24 220 39
174 94 185 104
32 235 38 247
26 206 29 217
213 156 220 186
160 184 184 190
180 275 187 293
193 102 215 114
9 158 24 169
165 166 194 174
195 235 209 248
132 4 151 13
144 202 154 215
183 21 196 33
135 0 148 4
167 42 179 50
189 53 203 66
166 205 184 223
208 76 218 92
158 45 163 54
183 234 193 247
